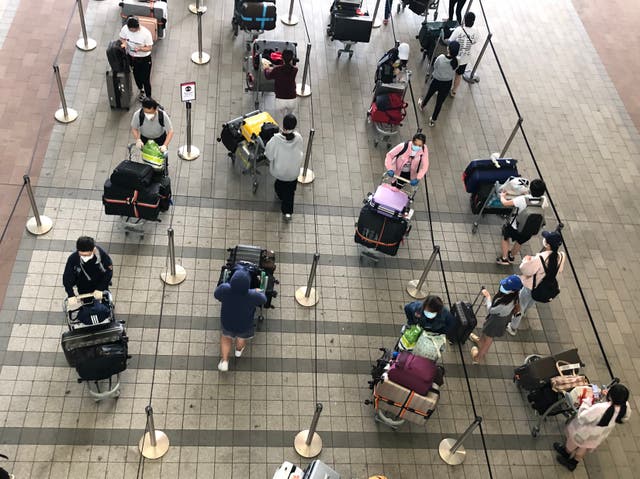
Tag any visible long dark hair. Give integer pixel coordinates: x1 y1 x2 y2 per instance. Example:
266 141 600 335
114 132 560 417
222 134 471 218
492 290 519 308
597 384 629 427
447 40 460 70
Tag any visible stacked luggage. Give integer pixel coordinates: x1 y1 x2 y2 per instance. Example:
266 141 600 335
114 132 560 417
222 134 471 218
462 157 520 214
119 0 168 40
273 460 340 479
61 291 129 400
417 19 458 61
232 0 277 36
217 244 279 320
327 0 373 58
106 40 132 110
398 0 440 17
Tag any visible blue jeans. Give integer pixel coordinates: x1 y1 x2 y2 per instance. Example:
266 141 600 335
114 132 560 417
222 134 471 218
384 0 393 19
510 286 535 330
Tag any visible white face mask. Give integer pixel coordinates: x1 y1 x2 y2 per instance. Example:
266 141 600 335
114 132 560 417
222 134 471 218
80 254 94 263
144 113 155 121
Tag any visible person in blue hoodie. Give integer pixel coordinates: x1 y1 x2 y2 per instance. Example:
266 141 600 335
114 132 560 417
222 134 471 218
214 267 267 372
403 295 453 335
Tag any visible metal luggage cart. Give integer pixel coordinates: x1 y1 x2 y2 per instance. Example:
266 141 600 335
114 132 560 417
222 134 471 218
327 4 373 59
471 181 513 234
368 74 411 148
397 0 440 20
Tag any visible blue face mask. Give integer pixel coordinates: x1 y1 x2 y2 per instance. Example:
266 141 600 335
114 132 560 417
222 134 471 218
499 285 510 294
411 144 421 152
423 310 437 319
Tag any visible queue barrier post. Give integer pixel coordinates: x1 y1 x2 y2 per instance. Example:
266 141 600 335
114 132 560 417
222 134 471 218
24 176 53 235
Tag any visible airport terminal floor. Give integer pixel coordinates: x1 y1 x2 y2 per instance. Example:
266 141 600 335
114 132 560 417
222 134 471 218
0 0 639 478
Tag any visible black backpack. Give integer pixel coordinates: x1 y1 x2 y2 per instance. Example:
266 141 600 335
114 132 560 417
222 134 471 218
375 47 399 84
139 108 165 128
106 40 129 73
531 255 561 303
515 197 545 237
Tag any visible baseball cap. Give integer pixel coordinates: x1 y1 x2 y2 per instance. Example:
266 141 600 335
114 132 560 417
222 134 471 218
398 43 410 61
542 230 563 249
500 275 523 292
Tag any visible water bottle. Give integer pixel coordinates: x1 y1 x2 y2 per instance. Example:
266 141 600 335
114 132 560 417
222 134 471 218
592 384 601 401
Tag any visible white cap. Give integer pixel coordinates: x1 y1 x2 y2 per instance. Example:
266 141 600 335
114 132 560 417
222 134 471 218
398 43 410 61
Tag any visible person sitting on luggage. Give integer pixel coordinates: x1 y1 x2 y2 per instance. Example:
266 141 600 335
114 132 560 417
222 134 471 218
506 230 565 336
375 42 410 88
262 49 298 123
63 236 113 298
497 178 548 265
265 113 304 222
214 267 267 372
120 16 154 101
404 295 453 335
131 97 174 156
418 40 460 127
469 275 522 364
384 132 429 187
444 11 479 97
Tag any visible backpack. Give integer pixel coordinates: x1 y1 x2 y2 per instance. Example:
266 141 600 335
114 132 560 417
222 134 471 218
515 197 545 236
139 108 165 128
531 255 561 303
76 299 112 326
106 40 129 73
375 47 399 83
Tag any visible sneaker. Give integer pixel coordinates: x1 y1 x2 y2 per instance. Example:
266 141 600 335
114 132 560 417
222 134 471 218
283 213 292 221
428 118 435 127
506 323 517 336
417 97 423 110
470 346 480 364
383 19 389 25
138 91 146 102
507 252 515 263
217 360 229 372
496 256 510 266
234 348 245 358
556 454 577 471
469 333 480 344
553 442 570 459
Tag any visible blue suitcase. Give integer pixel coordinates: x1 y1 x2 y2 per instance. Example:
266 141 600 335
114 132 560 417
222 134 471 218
462 158 519 193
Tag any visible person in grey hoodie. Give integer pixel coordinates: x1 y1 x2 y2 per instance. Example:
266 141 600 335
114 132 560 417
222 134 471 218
418 40 460 127
264 113 304 221
214 268 267 372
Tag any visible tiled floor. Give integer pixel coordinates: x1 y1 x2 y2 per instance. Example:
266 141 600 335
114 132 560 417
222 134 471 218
1 0 640 478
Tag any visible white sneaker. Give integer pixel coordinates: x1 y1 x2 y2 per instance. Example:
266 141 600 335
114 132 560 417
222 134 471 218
234 348 245 358
217 360 229 372
283 213 292 221
506 323 517 336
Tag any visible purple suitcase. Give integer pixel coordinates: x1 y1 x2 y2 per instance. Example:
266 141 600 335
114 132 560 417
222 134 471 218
387 352 437 396
370 184 410 218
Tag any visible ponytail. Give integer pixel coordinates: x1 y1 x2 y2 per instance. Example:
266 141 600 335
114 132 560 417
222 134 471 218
597 403 628 427
449 56 458 70
546 250 559 276
284 132 295 141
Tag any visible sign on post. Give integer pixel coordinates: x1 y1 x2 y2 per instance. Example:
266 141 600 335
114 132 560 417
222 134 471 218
180 82 196 102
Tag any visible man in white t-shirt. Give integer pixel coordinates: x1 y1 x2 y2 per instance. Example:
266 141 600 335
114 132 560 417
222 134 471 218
497 179 548 265
120 17 154 102
445 11 479 96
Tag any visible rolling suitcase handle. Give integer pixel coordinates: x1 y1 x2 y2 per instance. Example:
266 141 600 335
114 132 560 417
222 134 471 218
470 286 485 315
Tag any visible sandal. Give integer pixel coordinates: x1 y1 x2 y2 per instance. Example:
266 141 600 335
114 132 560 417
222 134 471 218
470 346 480 364
469 333 480 344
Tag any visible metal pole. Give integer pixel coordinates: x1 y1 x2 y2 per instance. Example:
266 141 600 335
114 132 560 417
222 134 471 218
465 0 474 16
189 0 207 14
371 0 383 28
298 128 315 184
281 0 299 26
168 228 177 277
463 32 492 84
406 245 440 299
139 405 170 459
294 403 323 458
439 416 482 465
178 101 201 160
75 0 96 51
160 228 187 285
146 405 158 447
24 176 53 235
295 253 320 307
296 43 312 97
499 117 523 158
191 12 210 64
53 65 78 123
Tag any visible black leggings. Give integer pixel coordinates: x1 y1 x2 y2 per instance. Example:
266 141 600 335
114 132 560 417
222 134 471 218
448 0 467 24
130 56 152 97
422 78 452 121
274 179 298 214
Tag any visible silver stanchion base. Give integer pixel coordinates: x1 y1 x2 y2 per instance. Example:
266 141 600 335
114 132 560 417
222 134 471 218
295 287 319 307
297 168 315 184
372 18 383 28
76 38 97 51
439 438 466 465
160 265 187 285
191 51 210 65
281 15 298 25
294 430 322 458
139 430 170 459
296 83 311 97
463 72 480 84
188 4 207 13
26 216 53 236
54 108 78 124
178 145 200 161
406 279 429 299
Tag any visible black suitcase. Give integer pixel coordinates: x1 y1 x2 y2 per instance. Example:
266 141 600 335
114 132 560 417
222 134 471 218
513 349 582 391
448 300 479 344
158 176 172 211
218 123 244 153
106 70 132 110
106 40 129 73
330 12 373 43
227 244 264 265
240 2 277 31
418 20 458 60
110 160 154 189
103 180 161 220
354 203 408 256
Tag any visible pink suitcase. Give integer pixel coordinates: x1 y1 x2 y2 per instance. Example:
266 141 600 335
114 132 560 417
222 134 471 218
387 352 438 396
370 183 410 218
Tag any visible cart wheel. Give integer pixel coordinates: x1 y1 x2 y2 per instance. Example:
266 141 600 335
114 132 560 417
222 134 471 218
115 390 121 399
472 222 478 234
124 231 129 236
257 314 264 322
252 180 258 194
422 51 427 60
232 23 239 37
531 426 539 437
337 51 342 59
349 52 354 59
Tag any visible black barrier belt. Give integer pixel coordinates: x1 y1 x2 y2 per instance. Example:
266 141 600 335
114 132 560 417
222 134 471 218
476 0 615 380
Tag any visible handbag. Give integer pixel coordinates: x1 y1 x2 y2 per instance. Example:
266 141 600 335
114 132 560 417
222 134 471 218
550 360 589 392
412 332 446 362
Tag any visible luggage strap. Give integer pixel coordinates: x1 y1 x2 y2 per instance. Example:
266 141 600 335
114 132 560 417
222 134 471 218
356 218 400 248
104 190 160 218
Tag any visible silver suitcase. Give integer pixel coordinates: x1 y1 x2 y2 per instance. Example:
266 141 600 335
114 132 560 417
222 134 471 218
303 460 340 479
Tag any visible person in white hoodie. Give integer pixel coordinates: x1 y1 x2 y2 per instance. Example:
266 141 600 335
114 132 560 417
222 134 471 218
264 114 304 221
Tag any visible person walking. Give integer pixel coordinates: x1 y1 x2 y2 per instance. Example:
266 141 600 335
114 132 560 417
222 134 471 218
446 12 479 97
506 230 565 336
131 97 174 156
262 49 298 123
447 0 467 24
404 295 453 335
214 268 267 372
554 384 631 471
418 41 460 127
62 236 113 297
120 16 154 101
469 275 522 364
264 113 304 221
384 132 429 186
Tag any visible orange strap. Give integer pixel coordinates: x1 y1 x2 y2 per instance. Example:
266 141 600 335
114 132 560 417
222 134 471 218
356 217 399 248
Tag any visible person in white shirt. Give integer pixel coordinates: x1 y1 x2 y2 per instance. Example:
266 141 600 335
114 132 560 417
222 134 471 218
264 114 304 221
120 17 154 101
445 11 479 96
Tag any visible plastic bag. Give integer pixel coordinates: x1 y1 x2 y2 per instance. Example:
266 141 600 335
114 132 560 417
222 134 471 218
141 140 165 171
398 324 423 351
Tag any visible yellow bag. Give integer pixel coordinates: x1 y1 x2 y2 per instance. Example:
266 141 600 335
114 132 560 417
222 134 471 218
240 111 276 142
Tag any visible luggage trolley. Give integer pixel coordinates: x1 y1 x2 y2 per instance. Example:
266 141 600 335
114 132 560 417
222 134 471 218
216 110 278 194
397 0 440 20
327 1 373 59
243 39 298 109
62 291 129 401
231 0 277 40
418 19 458 63
368 76 411 148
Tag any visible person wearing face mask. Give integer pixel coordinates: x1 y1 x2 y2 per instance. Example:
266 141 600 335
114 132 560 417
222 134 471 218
404 295 453 335
264 113 304 221
131 97 174 155
384 132 429 188
469 275 522 364
418 40 460 127
506 230 565 336
63 236 113 298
